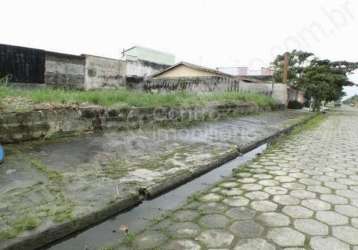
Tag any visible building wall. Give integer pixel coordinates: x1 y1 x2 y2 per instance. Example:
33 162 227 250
45 52 85 88
288 87 305 104
84 55 125 89
0 44 45 83
154 65 220 78
239 82 287 105
126 59 169 78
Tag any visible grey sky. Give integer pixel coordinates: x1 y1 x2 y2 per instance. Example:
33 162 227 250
1 0 357 97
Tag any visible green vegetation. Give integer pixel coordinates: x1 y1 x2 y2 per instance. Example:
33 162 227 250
31 159 63 182
272 50 358 111
0 216 41 240
0 84 276 109
122 232 136 246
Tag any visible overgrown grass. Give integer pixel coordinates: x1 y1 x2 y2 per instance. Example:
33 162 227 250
0 84 277 108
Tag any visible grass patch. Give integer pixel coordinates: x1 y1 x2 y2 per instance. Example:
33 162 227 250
0 85 276 108
0 216 41 240
290 113 326 135
30 159 63 182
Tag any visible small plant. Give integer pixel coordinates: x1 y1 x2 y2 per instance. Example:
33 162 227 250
122 232 136 246
0 75 9 86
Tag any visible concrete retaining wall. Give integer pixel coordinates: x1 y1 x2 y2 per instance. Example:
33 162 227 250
0 103 280 144
84 55 126 89
45 52 85 88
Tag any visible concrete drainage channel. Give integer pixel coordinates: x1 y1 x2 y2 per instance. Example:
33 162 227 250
45 144 267 250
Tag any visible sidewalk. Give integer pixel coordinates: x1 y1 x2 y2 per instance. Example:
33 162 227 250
0 110 312 250
112 108 358 250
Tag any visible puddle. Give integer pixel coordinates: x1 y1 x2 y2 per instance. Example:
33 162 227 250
45 144 267 250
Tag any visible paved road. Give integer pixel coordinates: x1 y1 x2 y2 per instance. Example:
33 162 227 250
113 108 358 250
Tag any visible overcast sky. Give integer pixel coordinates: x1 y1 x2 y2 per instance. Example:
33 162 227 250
1 0 358 97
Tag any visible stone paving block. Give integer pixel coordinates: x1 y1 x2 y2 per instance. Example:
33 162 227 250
223 196 250 207
257 212 290 227
316 211 349 226
267 227 305 247
282 205 314 218
230 220 264 238
195 230 234 248
335 205 358 217
293 218 329 236
244 191 270 200
198 214 230 229
173 210 200 222
167 222 201 239
301 199 331 211
225 207 256 220
251 201 278 212
133 231 168 249
332 226 358 245
166 240 202 250
310 236 349 250
273 195 300 205
233 238 275 250
320 194 348 205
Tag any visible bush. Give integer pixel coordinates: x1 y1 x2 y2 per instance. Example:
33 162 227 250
288 100 304 109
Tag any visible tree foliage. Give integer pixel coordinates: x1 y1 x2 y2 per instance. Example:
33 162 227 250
272 50 314 85
272 51 358 111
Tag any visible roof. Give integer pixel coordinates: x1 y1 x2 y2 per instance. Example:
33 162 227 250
234 76 263 83
151 61 233 78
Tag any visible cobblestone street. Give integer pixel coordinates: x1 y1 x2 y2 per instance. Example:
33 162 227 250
114 108 358 250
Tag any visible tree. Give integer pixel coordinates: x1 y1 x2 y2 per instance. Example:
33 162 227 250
299 59 358 111
272 51 358 111
272 50 314 85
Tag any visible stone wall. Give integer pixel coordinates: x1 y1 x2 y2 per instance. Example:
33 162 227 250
0 103 280 144
84 55 126 90
44 52 85 88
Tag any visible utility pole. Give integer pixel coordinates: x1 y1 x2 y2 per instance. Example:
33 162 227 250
283 52 289 84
